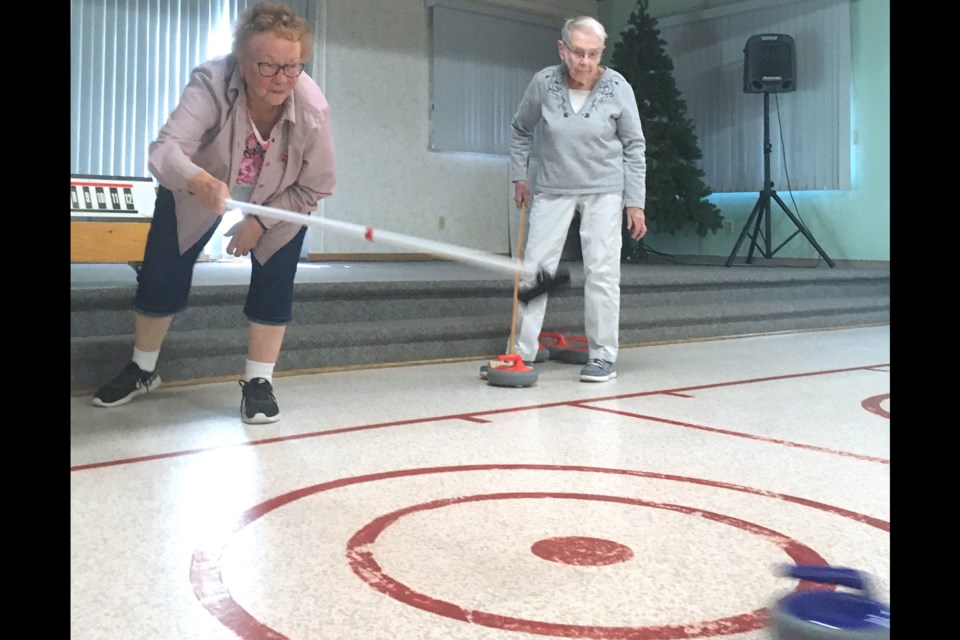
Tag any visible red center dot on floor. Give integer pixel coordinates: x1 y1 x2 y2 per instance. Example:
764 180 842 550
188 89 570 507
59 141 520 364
530 536 634 566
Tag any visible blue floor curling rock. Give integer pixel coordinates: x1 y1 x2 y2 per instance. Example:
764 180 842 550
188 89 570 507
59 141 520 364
769 565 889 640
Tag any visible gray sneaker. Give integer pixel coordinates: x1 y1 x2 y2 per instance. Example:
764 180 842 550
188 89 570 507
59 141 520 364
579 359 616 382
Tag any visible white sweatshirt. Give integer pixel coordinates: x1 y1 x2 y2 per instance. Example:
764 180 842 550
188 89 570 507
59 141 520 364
509 64 647 209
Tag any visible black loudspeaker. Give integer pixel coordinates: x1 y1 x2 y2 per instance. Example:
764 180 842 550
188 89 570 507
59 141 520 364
743 34 796 93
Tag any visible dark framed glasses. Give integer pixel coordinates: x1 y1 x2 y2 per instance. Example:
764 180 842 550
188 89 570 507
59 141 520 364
256 62 305 78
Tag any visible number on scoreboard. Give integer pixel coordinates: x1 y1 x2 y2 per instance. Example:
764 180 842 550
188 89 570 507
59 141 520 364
70 175 156 219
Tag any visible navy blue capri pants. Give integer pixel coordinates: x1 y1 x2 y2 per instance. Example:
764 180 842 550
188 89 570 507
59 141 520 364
134 186 307 325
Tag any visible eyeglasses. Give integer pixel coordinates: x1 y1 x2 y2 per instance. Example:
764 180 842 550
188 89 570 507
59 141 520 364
255 61 305 78
563 42 603 61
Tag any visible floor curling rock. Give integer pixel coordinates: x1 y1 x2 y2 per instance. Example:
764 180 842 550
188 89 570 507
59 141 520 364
769 565 889 640
540 331 589 364
551 335 589 365
539 331 567 355
479 346 548 380
485 354 538 387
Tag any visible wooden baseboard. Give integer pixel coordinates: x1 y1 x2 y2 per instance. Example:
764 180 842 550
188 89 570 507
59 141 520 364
305 252 888 270
658 254 890 269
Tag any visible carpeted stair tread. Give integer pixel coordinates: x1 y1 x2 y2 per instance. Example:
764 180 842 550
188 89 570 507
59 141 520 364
70 264 889 393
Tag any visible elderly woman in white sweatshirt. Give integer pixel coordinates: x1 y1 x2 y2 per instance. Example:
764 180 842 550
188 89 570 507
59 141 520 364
508 15 647 383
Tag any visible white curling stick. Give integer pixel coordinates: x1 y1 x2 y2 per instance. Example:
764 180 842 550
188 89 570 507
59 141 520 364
223 199 570 301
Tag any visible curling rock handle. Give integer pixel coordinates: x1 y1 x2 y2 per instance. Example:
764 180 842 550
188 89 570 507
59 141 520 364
783 566 866 591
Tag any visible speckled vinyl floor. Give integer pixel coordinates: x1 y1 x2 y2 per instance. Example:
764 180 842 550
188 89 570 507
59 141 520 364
70 325 890 640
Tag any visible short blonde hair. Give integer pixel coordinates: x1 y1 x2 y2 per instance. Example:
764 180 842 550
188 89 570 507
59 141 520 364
561 16 607 46
233 2 314 61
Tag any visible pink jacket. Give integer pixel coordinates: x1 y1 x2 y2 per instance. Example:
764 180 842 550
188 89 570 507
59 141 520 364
148 55 336 264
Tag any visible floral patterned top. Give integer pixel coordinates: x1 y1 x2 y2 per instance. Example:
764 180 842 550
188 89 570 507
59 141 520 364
236 117 269 186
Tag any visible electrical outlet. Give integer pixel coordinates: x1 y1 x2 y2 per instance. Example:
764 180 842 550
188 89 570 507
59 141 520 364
723 220 733 235
439 216 446 230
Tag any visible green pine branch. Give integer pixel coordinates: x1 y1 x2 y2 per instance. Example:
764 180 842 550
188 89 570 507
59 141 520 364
610 0 724 261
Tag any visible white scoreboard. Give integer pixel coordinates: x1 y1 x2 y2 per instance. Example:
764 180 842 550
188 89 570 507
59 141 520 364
70 175 156 219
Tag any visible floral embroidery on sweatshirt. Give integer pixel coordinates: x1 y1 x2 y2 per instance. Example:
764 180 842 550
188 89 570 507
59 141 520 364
546 69 618 118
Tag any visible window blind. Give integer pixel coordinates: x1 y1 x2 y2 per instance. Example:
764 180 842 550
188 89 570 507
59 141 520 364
428 0 562 155
70 0 316 178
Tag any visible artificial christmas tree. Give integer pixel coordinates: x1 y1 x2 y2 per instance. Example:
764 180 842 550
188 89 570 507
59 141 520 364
608 0 724 262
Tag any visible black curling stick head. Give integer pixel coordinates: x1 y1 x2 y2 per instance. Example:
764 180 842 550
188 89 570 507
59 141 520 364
517 267 571 303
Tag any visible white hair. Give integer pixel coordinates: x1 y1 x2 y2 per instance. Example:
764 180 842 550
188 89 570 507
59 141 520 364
561 16 607 46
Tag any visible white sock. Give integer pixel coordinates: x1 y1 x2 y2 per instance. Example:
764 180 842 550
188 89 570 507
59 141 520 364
133 347 160 373
245 359 275 383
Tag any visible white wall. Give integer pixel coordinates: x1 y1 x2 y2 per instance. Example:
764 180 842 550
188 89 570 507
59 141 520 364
308 0 597 257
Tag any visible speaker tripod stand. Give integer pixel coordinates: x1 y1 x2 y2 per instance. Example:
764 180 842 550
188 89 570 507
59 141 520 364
726 92 835 268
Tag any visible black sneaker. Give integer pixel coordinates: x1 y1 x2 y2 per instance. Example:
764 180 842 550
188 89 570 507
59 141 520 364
92 361 162 407
239 377 280 424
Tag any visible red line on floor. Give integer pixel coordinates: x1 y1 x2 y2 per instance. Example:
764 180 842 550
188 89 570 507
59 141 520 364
190 464 887 640
346 491 826 639
861 393 890 419
72 363 890 472
556 363 890 405
573 404 889 464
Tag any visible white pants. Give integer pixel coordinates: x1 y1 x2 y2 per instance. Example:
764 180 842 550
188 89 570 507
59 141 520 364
512 192 623 362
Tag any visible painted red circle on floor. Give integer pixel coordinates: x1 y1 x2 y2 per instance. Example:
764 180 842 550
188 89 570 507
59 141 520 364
531 536 634 566
862 393 890 419
190 464 889 640
346 491 830 638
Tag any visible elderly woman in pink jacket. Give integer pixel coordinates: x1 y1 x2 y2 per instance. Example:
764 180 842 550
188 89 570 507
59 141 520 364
92 2 336 424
